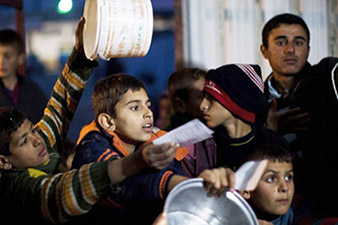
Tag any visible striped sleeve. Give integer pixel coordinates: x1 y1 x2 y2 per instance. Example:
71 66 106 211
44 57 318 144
40 161 111 223
159 171 174 199
36 48 98 153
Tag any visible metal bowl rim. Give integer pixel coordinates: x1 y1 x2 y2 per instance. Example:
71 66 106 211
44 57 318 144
164 178 258 225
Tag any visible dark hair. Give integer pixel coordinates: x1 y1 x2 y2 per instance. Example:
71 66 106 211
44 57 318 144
262 13 310 48
241 143 292 165
92 73 146 120
168 68 206 103
0 29 24 54
0 107 27 155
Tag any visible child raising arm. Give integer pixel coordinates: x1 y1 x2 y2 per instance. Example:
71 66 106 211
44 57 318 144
0 18 179 224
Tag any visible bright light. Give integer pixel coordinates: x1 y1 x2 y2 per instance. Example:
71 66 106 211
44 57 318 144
57 0 73 14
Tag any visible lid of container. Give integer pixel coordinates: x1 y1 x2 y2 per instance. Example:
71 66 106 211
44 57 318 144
164 178 258 225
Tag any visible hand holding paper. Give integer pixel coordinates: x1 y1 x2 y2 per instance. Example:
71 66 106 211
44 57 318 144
235 160 268 191
153 119 213 147
152 119 266 192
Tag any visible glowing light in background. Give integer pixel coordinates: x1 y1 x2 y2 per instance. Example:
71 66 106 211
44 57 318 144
57 0 73 14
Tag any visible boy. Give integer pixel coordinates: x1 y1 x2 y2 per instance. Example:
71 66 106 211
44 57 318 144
72 73 235 224
0 19 181 224
261 13 338 219
166 68 217 177
200 64 287 170
0 29 48 124
240 144 294 225
166 68 206 130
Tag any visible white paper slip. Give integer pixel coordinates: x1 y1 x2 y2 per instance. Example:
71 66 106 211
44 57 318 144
235 160 268 191
153 119 214 147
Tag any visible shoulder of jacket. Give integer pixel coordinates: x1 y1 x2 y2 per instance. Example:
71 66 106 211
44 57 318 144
78 131 110 147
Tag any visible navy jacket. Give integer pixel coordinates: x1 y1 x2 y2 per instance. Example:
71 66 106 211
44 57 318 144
72 121 188 224
213 122 288 171
264 57 338 217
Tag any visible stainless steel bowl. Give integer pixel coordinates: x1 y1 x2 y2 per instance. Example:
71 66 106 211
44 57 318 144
164 178 258 225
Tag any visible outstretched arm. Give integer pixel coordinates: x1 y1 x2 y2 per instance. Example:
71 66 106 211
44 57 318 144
36 17 98 153
108 142 180 184
40 142 179 223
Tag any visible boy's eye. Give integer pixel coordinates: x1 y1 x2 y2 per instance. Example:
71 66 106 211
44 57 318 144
276 40 287 46
205 93 213 101
294 40 304 46
265 176 276 183
20 139 27 147
285 173 293 182
131 106 138 111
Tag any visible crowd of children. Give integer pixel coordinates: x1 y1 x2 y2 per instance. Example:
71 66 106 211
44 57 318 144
0 12 338 225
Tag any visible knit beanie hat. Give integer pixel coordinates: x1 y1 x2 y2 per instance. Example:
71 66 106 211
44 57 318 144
203 64 267 123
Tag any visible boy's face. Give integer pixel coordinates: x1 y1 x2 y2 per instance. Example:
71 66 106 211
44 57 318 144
185 77 205 120
0 45 23 79
6 119 49 168
113 88 153 149
200 94 233 128
261 24 309 79
249 160 294 216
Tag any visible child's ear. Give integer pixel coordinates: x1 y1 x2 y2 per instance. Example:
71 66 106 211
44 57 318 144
238 190 251 200
97 113 116 132
173 97 186 114
0 155 13 170
260 45 268 59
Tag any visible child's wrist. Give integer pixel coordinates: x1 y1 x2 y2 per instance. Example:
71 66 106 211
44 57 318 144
138 148 150 169
140 147 151 168
67 47 99 71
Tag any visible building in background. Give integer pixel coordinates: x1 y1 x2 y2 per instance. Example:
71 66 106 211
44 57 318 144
178 0 338 79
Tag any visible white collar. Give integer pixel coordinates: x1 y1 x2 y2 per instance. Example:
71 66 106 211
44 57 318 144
267 76 281 101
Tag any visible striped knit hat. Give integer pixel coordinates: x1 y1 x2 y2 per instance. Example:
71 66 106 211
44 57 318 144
203 64 267 123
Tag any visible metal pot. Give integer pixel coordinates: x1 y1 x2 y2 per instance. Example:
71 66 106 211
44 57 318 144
164 178 258 225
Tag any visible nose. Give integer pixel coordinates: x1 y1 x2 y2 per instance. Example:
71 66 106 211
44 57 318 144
285 42 295 54
144 107 153 119
200 98 209 112
32 133 43 147
278 180 289 193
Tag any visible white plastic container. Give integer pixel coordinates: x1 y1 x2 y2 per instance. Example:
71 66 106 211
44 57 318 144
83 0 153 60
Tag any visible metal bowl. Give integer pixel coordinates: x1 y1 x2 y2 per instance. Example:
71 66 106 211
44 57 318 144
164 178 258 225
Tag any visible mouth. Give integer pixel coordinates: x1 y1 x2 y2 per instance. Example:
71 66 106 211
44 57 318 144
38 146 48 157
142 122 153 132
276 198 290 205
203 114 210 120
283 58 297 64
